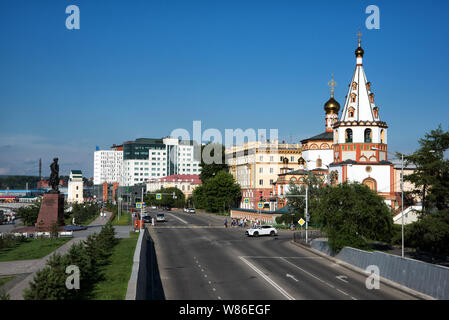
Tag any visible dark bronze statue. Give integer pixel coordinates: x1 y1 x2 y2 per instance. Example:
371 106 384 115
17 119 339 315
49 158 59 192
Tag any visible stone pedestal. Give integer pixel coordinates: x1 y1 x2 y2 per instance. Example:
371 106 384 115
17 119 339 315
35 193 65 230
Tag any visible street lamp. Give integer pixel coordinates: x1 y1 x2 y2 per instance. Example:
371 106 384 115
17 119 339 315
372 147 405 258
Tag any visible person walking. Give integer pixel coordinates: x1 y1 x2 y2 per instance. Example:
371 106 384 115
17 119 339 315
224 218 228 228
11 215 15 224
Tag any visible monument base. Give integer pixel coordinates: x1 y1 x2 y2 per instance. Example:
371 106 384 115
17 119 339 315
35 193 65 231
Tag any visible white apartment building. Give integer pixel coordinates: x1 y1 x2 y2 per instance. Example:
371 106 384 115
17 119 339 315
95 137 201 188
93 149 123 185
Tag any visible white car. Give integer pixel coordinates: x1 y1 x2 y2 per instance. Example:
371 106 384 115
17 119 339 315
156 213 166 222
245 225 278 237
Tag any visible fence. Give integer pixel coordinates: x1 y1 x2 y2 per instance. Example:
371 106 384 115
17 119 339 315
293 230 325 244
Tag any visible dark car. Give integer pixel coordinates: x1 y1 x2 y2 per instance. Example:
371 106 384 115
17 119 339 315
164 206 171 211
143 215 152 223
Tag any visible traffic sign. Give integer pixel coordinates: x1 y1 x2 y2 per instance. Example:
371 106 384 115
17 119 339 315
298 218 305 226
244 198 249 204
156 193 162 200
136 202 142 209
258 202 263 209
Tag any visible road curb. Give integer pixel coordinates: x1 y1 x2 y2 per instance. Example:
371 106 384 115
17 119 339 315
290 240 435 300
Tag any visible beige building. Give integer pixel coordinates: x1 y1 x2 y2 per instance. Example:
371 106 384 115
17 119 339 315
67 170 84 204
225 140 303 210
146 174 201 198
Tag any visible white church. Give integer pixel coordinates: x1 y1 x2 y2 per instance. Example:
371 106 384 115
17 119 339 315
282 34 399 210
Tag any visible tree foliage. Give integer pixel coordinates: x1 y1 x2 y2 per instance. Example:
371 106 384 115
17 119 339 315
276 173 324 225
312 182 394 253
199 143 228 183
17 201 41 226
402 125 449 212
192 171 241 213
144 187 186 208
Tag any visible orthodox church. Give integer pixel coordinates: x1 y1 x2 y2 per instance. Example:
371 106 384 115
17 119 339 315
273 34 398 209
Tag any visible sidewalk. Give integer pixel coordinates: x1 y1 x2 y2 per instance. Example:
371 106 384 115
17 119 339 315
1 211 113 300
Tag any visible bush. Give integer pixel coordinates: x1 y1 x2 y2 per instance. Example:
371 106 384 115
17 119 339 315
405 210 449 256
24 223 118 300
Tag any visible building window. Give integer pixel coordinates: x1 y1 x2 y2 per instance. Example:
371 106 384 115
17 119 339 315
270 168 274 174
364 129 372 143
348 107 355 118
259 168 263 173
351 93 357 103
290 156 294 162
345 129 353 143
381 129 385 144
316 158 322 168
259 179 263 186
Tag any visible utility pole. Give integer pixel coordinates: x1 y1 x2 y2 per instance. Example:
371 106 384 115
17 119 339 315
141 187 144 231
401 153 404 258
305 184 309 244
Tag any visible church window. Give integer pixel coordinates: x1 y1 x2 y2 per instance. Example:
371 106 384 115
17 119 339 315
364 129 372 143
345 129 353 143
373 108 379 118
316 158 322 168
348 107 355 118
369 93 375 103
362 178 377 191
351 93 357 103
352 82 357 90
381 130 385 144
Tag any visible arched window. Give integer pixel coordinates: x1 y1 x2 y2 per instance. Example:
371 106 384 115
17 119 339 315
381 129 385 144
345 129 353 143
316 158 322 168
364 129 372 143
373 107 379 118
352 82 357 90
351 93 357 103
369 93 375 103
348 107 355 118
363 178 377 191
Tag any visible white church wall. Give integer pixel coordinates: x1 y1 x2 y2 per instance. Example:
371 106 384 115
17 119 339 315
346 165 392 193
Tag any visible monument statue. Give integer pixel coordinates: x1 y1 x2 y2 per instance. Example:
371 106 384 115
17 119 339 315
49 158 59 192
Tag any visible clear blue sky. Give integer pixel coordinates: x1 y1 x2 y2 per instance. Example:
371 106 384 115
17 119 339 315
1 0 448 177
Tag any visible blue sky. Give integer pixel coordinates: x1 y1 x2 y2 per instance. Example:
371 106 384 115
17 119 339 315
1 0 448 177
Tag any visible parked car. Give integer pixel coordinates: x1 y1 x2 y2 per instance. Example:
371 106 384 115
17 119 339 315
156 213 166 222
151 205 157 210
183 208 188 213
143 215 152 223
188 208 195 214
245 225 278 237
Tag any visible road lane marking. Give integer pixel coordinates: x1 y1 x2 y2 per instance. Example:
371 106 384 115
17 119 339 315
239 256 295 300
286 274 299 282
336 275 349 283
279 257 357 300
166 213 188 224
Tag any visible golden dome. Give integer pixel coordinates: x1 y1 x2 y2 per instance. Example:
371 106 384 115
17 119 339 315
324 96 340 114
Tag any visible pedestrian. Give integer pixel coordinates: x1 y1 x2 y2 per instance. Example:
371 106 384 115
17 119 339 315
7 215 10 224
72 217 76 225
224 218 228 228
11 215 15 225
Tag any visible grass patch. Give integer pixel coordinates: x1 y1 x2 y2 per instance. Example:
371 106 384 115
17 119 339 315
90 232 139 300
0 238 70 262
0 276 15 288
112 211 132 226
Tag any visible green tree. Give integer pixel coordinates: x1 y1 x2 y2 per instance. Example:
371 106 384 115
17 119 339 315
313 182 394 253
402 125 449 212
17 201 41 226
144 187 185 209
276 172 325 225
193 171 241 213
199 143 228 183
405 209 449 257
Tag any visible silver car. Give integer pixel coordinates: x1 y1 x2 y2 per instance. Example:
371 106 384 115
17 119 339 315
245 225 278 237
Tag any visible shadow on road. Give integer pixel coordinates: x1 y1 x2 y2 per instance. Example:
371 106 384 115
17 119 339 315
147 233 165 300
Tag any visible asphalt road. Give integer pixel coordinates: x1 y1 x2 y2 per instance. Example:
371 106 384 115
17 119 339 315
145 209 419 300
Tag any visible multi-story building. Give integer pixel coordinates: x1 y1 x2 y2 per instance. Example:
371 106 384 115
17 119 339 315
93 137 201 202
225 140 302 210
93 145 123 185
122 137 201 187
67 170 83 204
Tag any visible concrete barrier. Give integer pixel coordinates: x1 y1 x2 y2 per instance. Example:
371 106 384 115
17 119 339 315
309 239 449 300
125 229 149 300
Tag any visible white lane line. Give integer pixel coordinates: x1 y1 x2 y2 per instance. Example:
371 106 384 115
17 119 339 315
336 275 348 283
279 257 357 300
167 213 188 224
243 256 323 259
239 256 295 300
